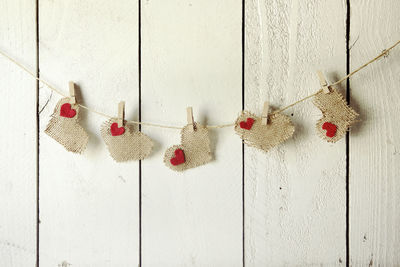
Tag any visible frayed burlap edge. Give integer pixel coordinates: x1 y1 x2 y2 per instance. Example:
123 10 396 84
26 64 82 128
44 97 89 154
234 111 295 152
164 123 212 172
314 88 359 143
101 118 154 162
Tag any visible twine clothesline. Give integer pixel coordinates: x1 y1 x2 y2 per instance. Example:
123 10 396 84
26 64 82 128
270 39 400 115
0 39 399 130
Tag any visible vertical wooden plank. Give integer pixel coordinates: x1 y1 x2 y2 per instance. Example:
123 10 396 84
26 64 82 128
141 1 242 265
350 0 400 265
0 1 37 266
245 0 347 265
38 1 139 265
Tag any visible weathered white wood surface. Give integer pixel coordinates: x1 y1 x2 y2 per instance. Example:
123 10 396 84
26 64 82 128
350 1 400 266
244 0 347 265
1 0 400 266
38 1 140 266
141 1 243 266
0 0 37 266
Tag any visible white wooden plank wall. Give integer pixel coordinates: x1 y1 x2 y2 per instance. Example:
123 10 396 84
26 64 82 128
0 0 399 266
141 1 242 266
244 0 347 265
38 1 140 266
0 1 37 266
349 0 400 266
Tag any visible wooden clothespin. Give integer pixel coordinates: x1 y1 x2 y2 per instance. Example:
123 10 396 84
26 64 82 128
69 81 76 104
317 70 331 94
186 106 196 130
261 101 269 125
118 101 125 128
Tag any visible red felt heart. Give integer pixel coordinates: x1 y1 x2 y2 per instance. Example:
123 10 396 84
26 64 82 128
322 122 337 138
110 122 125 136
60 103 76 118
170 149 185 166
240 118 255 130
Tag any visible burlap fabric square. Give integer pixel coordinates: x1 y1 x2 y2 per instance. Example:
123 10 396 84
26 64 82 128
101 119 153 162
164 123 212 172
313 88 358 143
234 111 295 152
45 97 89 153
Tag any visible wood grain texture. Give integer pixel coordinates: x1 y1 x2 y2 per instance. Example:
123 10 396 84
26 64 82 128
2 1 400 266
38 1 140 265
141 0 242 265
0 1 37 266
244 0 347 265
349 0 400 265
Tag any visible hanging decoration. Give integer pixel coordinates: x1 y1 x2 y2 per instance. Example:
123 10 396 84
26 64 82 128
1 39 399 169
313 71 358 143
44 82 89 154
163 107 212 171
101 101 153 162
234 102 295 152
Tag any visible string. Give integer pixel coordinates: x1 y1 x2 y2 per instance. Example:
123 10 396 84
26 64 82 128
331 39 400 86
271 39 400 115
0 39 399 129
270 91 322 115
